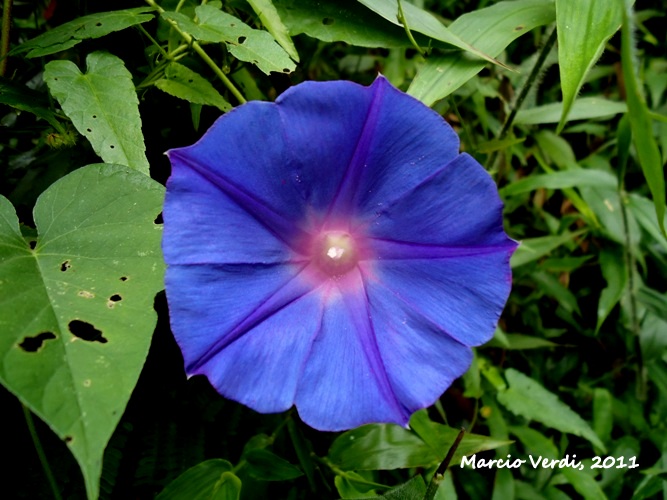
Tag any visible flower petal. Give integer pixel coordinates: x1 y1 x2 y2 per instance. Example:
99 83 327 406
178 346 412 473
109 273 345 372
366 282 473 413
369 253 513 347
193 281 323 413
166 263 308 369
163 161 296 265
166 101 311 249
277 76 461 223
275 80 375 217
295 269 411 430
364 153 516 251
328 76 461 219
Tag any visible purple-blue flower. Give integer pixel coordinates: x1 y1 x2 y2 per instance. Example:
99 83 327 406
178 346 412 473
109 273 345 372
163 76 517 431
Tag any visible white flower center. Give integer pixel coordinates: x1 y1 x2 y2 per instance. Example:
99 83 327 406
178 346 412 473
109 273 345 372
315 232 358 276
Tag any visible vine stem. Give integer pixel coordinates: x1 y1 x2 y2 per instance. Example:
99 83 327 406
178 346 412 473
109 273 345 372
144 0 246 104
397 0 425 56
1 0 13 76
423 427 466 500
137 23 169 60
23 404 63 500
485 26 557 172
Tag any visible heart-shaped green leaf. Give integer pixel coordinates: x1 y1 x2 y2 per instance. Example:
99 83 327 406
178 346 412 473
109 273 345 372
44 52 150 175
0 164 165 499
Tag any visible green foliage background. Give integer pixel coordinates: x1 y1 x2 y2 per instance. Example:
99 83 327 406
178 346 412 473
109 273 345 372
1 0 666 498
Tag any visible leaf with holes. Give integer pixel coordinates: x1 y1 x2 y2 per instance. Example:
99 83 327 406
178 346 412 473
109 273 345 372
44 52 150 175
12 7 155 58
0 164 164 500
155 63 231 112
162 5 295 75
274 0 426 48
246 0 299 61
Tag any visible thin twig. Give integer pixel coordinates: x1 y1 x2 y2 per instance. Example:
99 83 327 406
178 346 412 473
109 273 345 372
485 27 557 172
1 0 13 76
423 427 466 500
397 0 425 56
137 23 169 60
144 0 247 104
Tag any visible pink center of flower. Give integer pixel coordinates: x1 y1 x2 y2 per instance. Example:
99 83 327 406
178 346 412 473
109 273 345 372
312 231 359 277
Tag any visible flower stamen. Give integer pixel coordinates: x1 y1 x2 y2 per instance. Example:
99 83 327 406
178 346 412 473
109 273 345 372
315 232 358 276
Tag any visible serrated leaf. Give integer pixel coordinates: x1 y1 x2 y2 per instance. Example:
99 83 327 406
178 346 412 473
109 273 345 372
497 369 606 451
274 0 424 48
621 1 666 237
408 0 555 106
596 245 627 333
516 97 627 125
12 7 155 58
156 459 241 500
44 52 150 175
555 0 623 132
246 0 299 61
155 63 231 112
162 5 295 75
0 164 165 500
0 77 62 130
357 0 501 67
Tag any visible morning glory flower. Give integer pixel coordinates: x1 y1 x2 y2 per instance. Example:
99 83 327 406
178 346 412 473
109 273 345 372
163 76 517 431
